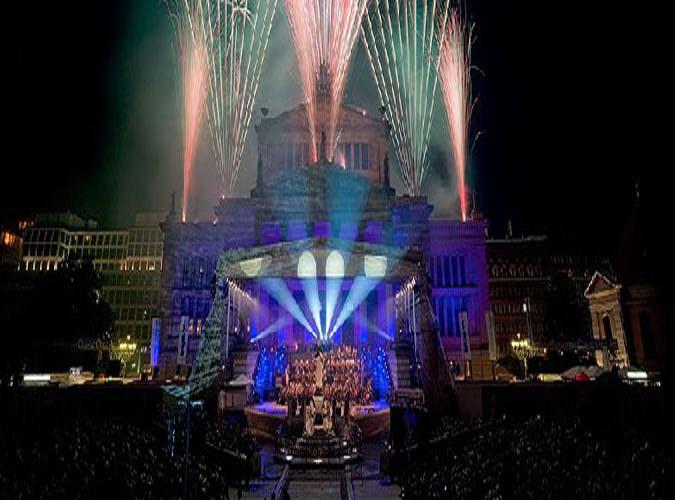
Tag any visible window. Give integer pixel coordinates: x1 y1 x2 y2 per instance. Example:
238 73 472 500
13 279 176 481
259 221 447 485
286 143 293 169
451 256 458 287
354 143 361 170
182 257 189 288
361 144 369 169
294 143 302 168
345 144 352 169
446 298 455 336
459 256 466 286
602 315 612 340
437 297 446 336
639 312 656 360
435 256 442 286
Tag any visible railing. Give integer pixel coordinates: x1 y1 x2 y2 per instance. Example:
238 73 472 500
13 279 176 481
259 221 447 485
272 464 290 500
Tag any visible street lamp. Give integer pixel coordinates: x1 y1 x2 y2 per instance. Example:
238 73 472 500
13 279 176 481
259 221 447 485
511 333 532 380
523 297 533 343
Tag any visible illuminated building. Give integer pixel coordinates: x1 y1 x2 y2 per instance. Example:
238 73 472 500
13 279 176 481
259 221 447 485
19 212 164 374
0 229 22 270
158 103 492 382
487 234 611 355
585 193 670 373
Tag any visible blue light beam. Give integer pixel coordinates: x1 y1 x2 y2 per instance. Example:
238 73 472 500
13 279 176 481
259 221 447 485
259 277 318 339
325 249 345 338
250 316 291 343
328 276 381 339
298 251 323 339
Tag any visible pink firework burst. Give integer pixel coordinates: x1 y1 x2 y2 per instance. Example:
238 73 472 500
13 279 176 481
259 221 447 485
438 8 474 222
180 31 209 222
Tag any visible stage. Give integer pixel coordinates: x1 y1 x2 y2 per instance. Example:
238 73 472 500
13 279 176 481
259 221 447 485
245 401 390 440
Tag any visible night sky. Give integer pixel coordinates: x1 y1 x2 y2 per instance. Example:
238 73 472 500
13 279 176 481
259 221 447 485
4 1 673 262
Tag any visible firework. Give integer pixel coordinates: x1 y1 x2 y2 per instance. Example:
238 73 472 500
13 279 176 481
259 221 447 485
169 0 277 205
361 0 451 196
206 0 278 195
284 0 370 163
168 1 210 222
437 8 474 221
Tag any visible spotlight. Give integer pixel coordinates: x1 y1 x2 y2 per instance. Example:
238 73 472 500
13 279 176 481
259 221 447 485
297 251 317 278
364 255 387 278
326 250 345 278
240 256 263 277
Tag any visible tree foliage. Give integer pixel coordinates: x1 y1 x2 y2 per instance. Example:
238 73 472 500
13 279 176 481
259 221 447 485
544 272 588 340
1 256 114 380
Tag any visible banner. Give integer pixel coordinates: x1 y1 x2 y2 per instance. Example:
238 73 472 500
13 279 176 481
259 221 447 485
486 310 497 361
459 311 471 360
177 315 190 365
151 318 161 367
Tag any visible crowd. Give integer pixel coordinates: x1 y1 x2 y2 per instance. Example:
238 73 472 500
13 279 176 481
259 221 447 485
397 415 672 500
0 415 258 500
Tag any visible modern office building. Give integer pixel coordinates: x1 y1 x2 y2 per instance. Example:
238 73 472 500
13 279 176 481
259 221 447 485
0 229 23 270
19 212 164 374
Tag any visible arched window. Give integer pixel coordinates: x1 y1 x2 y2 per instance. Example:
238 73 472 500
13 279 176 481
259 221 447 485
639 312 656 360
602 315 613 340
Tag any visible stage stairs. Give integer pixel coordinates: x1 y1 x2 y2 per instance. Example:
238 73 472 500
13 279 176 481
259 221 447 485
388 345 412 389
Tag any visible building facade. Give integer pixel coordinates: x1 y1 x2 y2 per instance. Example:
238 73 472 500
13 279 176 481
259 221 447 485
19 212 164 374
0 229 22 270
486 235 611 356
158 103 491 382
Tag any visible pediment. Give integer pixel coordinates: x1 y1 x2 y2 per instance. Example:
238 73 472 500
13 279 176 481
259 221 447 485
255 162 393 203
258 103 385 133
584 271 620 297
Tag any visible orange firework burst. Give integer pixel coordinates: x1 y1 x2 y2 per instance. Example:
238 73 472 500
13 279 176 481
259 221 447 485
168 0 210 222
438 8 474 222
284 0 370 163
180 32 209 222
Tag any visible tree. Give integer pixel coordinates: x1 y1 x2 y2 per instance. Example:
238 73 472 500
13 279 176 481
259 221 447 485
6 255 115 375
544 272 587 341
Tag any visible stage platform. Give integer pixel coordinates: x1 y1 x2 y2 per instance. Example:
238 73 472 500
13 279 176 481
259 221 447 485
245 401 390 440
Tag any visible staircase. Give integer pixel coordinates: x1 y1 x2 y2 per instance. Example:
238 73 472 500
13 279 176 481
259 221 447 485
231 347 252 381
388 345 412 389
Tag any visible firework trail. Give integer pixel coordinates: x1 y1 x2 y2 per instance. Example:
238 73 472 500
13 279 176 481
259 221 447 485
169 0 277 203
361 0 451 197
438 8 474 221
168 1 210 222
206 0 278 195
284 0 370 163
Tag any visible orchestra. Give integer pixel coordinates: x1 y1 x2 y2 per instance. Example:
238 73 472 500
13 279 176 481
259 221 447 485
278 345 374 435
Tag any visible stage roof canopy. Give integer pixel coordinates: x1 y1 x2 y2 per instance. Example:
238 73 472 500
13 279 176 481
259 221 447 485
215 237 422 280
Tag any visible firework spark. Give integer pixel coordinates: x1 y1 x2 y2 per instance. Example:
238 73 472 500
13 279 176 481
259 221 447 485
438 8 474 221
181 40 209 222
168 1 210 222
206 0 278 195
284 0 370 163
361 0 451 197
169 0 277 206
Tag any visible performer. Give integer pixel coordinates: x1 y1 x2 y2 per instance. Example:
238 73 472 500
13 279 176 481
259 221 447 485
322 398 333 433
314 347 325 391
305 399 315 436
